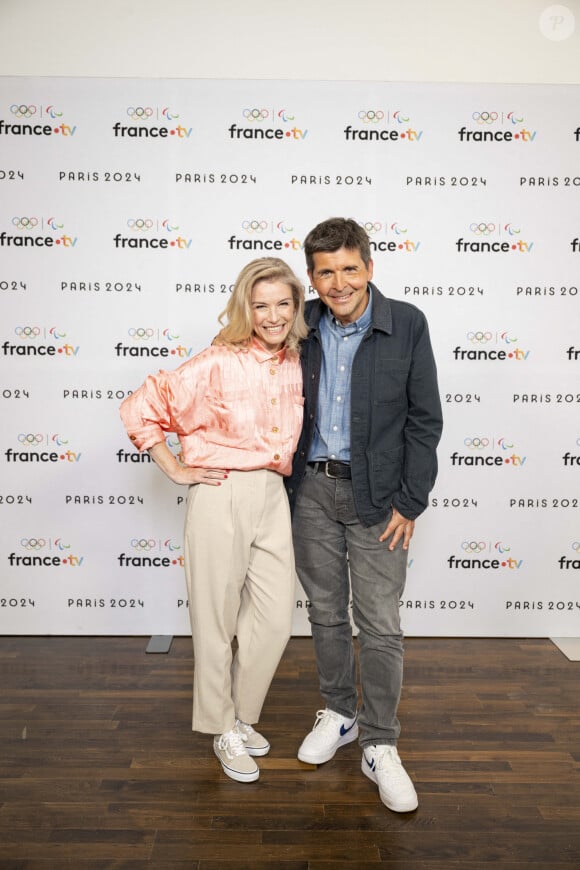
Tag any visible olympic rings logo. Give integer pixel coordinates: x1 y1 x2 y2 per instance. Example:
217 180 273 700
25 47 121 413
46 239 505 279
360 221 382 234
463 437 490 449
12 217 39 230
572 542 580 552
11 104 37 118
243 108 269 122
20 538 47 550
472 111 498 124
461 541 486 553
127 107 153 119
242 220 268 233
467 331 492 343
358 110 385 124
469 222 495 235
128 328 154 339
18 433 44 445
131 538 157 551
15 327 41 337
127 219 153 231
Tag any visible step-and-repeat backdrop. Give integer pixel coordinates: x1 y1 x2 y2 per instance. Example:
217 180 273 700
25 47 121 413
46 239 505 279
1 77 579 636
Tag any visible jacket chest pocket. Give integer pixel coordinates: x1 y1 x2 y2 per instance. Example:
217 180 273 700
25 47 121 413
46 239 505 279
373 359 410 405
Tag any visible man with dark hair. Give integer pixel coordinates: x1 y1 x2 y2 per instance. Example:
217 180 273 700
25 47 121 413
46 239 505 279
286 217 442 812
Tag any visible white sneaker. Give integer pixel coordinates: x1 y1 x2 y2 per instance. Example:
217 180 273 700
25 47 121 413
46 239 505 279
213 729 259 783
234 719 270 756
297 709 358 764
362 744 418 812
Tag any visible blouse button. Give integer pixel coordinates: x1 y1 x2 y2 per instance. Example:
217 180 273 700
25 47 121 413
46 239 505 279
271 398 277 405
273 453 280 461
272 426 279 433
270 368 277 375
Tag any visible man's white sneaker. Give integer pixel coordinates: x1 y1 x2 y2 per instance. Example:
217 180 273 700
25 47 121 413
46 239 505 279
234 719 270 756
297 709 358 764
213 729 259 783
362 744 418 812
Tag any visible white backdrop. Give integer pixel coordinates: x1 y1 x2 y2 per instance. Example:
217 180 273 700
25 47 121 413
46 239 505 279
1 76 579 636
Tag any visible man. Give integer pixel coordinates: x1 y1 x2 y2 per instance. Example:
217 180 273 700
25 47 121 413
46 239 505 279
286 217 442 813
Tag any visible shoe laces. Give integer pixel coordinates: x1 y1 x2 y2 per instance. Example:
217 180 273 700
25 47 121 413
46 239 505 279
369 744 402 772
313 708 342 732
218 729 247 757
235 718 255 740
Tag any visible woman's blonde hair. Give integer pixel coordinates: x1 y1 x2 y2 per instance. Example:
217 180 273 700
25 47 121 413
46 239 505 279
215 257 308 352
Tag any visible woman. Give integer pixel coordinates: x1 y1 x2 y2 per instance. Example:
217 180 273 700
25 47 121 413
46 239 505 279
120 257 307 783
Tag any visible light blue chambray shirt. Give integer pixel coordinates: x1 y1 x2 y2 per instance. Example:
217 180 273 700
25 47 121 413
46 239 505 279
308 291 373 463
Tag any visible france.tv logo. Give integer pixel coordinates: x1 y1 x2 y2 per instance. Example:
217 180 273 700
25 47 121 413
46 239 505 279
450 436 527 468
0 103 77 137
228 219 302 252
5 432 82 464
117 537 184 568
456 222 533 253
458 110 536 142
453 330 530 362
558 541 580 570
362 220 421 253
8 536 85 567
2 326 80 358
114 327 194 359
345 109 423 142
114 218 192 250
228 107 308 141
447 539 523 569
113 105 192 138
0 216 78 249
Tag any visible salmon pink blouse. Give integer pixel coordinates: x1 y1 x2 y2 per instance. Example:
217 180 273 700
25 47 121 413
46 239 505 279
120 339 304 476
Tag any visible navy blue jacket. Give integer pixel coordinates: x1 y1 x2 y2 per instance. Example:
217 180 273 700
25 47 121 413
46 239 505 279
285 283 443 526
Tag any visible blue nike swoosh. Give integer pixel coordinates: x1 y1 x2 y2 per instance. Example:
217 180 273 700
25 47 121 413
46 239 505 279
339 721 356 736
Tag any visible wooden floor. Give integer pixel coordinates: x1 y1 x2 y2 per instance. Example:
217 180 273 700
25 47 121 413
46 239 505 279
0 636 579 869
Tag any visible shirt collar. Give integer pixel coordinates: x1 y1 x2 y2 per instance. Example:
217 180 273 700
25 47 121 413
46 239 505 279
249 336 287 363
325 289 373 335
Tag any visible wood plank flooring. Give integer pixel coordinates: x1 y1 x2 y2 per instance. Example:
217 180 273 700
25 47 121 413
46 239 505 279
0 636 579 868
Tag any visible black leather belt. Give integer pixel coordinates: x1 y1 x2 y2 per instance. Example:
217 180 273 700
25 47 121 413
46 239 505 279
308 460 352 480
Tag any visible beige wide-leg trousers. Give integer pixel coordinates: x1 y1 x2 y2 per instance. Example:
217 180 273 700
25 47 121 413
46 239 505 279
184 469 296 734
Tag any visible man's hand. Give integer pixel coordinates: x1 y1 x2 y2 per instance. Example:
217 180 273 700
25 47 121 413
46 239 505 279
378 506 415 551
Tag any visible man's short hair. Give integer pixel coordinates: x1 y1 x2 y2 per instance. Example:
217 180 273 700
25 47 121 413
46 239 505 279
303 217 371 272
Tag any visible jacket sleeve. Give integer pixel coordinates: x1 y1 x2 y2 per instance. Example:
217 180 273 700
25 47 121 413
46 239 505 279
392 311 443 519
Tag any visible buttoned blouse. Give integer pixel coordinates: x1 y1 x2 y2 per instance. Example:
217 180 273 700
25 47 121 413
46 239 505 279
120 339 304 476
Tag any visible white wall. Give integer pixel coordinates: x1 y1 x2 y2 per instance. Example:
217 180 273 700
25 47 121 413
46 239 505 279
1 0 579 83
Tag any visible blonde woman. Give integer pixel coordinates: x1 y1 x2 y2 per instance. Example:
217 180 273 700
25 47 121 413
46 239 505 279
120 258 307 783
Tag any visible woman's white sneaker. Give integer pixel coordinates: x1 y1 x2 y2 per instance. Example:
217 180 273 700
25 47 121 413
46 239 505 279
362 744 418 812
213 729 259 782
297 709 358 764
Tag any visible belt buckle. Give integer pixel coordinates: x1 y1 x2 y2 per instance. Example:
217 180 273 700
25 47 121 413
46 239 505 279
324 461 335 479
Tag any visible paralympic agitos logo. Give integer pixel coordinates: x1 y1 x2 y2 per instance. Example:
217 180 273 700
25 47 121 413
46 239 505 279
0 103 77 137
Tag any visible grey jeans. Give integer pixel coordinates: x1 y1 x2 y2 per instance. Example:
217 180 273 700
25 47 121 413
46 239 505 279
292 464 408 747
